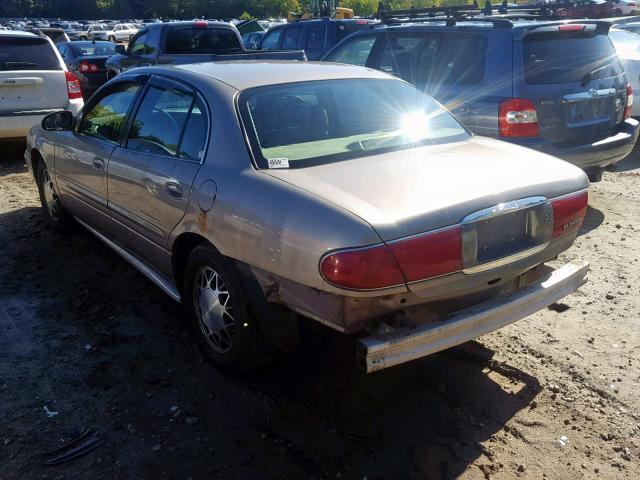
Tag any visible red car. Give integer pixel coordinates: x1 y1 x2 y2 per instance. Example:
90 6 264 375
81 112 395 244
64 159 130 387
555 0 614 18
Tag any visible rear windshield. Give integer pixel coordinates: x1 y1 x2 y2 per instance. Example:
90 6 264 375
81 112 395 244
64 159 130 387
73 43 116 56
0 36 60 70
238 78 470 169
523 32 623 84
164 27 243 54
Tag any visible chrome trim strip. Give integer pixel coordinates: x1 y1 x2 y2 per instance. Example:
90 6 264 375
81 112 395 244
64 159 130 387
461 196 547 224
562 88 616 103
462 242 549 274
358 260 589 373
75 218 181 302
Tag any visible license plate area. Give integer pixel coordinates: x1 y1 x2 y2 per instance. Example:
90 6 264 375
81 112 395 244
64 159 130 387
461 197 553 274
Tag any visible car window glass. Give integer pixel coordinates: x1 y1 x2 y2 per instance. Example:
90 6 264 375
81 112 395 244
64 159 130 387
79 83 140 144
178 98 208 161
524 32 623 84
261 29 282 50
282 27 303 49
325 35 376 65
127 86 193 157
373 32 487 87
164 27 242 54
0 37 61 70
307 25 326 50
57 44 67 57
130 32 149 55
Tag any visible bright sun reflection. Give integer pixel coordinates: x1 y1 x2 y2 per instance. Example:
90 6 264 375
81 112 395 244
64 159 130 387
399 111 430 142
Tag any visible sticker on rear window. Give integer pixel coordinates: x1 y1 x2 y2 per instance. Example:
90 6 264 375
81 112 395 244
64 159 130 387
267 158 289 169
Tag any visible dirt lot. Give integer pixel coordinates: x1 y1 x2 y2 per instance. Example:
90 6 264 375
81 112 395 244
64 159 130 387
0 142 639 480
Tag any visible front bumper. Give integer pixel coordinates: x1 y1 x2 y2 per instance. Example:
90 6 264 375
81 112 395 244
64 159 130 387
510 118 639 169
358 260 589 373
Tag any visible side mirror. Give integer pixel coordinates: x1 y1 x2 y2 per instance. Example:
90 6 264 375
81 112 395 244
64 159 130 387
42 111 75 131
115 44 126 55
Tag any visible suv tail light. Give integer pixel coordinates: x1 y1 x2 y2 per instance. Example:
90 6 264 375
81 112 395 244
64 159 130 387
551 191 588 239
624 83 633 120
65 71 83 100
79 60 99 73
499 98 539 137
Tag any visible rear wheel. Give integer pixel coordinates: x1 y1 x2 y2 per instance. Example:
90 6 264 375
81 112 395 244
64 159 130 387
80 35 88 40
585 167 603 183
183 245 272 371
109 35 116 43
35 161 72 232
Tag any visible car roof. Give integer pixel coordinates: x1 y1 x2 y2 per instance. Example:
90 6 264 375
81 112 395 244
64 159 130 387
168 61 392 90
0 30 38 37
147 20 234 29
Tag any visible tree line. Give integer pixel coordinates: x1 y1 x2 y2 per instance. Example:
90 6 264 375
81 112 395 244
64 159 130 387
0 0 475 20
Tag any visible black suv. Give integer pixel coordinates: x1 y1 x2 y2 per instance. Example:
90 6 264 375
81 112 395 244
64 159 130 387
323 6 639 180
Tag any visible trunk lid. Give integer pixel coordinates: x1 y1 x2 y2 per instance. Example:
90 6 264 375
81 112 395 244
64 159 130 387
517 23 628 146
0 35 68 111
262 136 589 242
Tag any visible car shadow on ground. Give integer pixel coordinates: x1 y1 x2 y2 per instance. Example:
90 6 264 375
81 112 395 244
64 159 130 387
0 142 28 176
611 148 640 173
0 205 542 480
578 205 605 237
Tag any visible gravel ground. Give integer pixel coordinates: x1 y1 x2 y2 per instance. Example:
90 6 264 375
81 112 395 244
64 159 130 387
0 141 638 480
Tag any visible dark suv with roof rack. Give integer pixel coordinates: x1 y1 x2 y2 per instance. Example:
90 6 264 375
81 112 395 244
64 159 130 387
323 5 639 180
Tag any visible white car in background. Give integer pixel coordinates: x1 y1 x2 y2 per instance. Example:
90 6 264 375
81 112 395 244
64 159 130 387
611 28 640 116
0 31 83 141
92 23 138 43
611 0 640 16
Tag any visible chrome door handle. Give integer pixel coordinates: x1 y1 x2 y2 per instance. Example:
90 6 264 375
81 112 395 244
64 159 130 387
92 158 105 170
165 182 183 199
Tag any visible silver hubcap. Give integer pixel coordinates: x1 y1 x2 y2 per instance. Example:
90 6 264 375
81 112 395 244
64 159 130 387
193 266 236 353
42 169 59 220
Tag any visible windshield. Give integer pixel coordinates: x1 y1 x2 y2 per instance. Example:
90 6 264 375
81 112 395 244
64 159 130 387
238 79 470 169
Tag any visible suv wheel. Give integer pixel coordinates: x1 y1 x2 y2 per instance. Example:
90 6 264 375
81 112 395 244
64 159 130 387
36 161 72 231
184 245 272 371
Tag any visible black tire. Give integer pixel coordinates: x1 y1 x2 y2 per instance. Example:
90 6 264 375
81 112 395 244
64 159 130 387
35 160 73 232
109 35 116 43
81 35 88 40
585 167 603 183
615 8 623 15
183 244 272 372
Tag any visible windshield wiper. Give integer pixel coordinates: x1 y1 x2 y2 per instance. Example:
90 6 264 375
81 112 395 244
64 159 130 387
580 64 610 87
1 61 37 70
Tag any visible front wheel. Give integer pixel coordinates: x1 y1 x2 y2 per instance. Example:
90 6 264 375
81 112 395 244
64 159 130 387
81 35 88 40
109 35 116 43
35 161 72 232
615 8 623 15
183 245 272 371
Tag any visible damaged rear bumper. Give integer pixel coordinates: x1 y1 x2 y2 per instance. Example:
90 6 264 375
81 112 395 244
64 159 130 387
358 260 589 373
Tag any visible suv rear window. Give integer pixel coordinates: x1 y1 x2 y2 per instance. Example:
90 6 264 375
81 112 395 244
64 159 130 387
524 32 623 84
164 27 243 54
0 36 61 70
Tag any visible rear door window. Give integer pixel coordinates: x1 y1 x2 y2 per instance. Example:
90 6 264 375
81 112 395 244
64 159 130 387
0 36 61 70
371 32 487 86
523 32 623 84
164 27 242 54
324 34 377 66
282 27 303 49
260 29 282 50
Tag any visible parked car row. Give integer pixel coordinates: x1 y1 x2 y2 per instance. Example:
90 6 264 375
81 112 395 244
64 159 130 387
1 5 639 374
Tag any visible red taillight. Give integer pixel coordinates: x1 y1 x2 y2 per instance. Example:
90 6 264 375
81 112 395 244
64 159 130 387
387 226 463 282
79 60 99 73
551 191 588 239
320 244 405 290
624 83 633 120
558 24 584 31
65 71 82 100
499 98 539 137
194 20 208 26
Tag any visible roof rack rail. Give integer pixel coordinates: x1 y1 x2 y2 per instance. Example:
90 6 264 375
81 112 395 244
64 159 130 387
375 1 513 27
